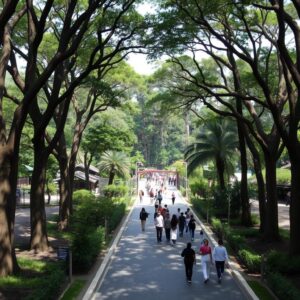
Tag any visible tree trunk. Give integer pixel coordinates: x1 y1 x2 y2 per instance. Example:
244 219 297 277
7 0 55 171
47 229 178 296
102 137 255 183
264 153 279 241
30 140 49 251
84 152 90 190
251 152 266 233
57 143 72 230
244 133 266 233
0 146 20 275
237 121 252 226
216 157 225 190
108 170 115 185
289 154 300 255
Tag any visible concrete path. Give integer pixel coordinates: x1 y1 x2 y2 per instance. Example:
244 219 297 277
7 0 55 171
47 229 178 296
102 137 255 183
251 200 290 230
88 182 245 300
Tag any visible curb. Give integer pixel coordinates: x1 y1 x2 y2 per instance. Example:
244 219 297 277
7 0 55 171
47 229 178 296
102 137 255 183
187 201 259 300
82 197 137 300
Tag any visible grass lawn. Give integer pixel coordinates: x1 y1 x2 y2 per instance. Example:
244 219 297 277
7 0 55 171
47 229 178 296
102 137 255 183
61 279 87 300
0 257 66 300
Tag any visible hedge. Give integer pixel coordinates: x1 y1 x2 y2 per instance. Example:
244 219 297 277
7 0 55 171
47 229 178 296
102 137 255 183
238 249 261 273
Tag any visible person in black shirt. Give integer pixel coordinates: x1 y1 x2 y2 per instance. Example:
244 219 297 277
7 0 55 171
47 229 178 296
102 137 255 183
139 207 149 231
181 242 196 283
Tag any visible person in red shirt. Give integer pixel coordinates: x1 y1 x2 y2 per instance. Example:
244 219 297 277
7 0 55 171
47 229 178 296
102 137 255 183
199 239 213 283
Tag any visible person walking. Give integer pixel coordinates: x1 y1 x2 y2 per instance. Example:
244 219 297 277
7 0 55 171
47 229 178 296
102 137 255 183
157 190 163 205
139 190 144 203
154 211 164 243
188 215 196 241
185 208 191 233
199 229 204 245
139 207 149 232
181 242 196 284
199 239 212 283
164 213 171 242
178 212 186 237
212 239 229 283
170 214 178 245
171 192 176 205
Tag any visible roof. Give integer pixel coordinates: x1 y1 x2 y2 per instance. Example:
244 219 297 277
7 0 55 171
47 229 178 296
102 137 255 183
74 171 99 183
76 164 99 173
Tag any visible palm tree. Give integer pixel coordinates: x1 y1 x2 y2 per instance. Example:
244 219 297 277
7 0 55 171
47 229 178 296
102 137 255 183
98 151 130 185
185 118 238 189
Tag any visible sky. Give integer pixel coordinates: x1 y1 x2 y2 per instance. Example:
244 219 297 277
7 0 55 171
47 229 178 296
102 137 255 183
127 53 157 75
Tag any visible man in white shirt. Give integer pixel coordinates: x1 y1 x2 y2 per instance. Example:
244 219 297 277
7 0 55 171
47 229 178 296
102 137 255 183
154 211 164 243
212 239 229 283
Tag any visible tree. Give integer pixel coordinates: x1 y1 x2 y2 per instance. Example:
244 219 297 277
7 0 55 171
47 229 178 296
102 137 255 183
98 151 130 185
185 118 238 190
82 108 137 187
0 0 146 273
149 0 286 238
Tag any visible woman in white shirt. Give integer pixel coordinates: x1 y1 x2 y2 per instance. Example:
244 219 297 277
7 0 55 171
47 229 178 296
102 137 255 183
212 239 229 283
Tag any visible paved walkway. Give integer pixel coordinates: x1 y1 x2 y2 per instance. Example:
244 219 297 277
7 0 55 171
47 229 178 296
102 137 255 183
87 181 245 300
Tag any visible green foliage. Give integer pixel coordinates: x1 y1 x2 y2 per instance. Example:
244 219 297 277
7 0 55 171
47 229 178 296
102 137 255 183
102 184 129 197
73 189 95 206
250 168 291 184
61 279 86 300
276 168 291 184
98 151 131 184
266 251 300 275
238 249 261 273
213 184 240 218
190 195 210 220
0 258 65 300
70 191 126 271
226 234 246 252
266 272 300 300
189 176 210 197
211 217 223 238
247 280 276 300
72 226 105 272
185 118 238 184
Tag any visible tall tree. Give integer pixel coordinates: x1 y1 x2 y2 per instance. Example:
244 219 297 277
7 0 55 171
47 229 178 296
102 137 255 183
150 0 286 239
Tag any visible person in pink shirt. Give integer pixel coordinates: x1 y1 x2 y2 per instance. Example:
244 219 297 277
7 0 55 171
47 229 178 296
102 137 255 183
199 239 213 283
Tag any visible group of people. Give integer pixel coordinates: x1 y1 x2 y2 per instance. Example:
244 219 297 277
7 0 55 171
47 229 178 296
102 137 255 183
139 204 229 285
181 238 229 284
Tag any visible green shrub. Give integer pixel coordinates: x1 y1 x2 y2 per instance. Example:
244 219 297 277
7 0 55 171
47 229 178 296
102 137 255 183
102 184 129 197
106 202 126 232
267 272 300 300
189 178 209 197
227 234 246 252
213 185 240 218
276 168 291 184
191 195 213 220
238 249 261 273
70 192 127 272
73 189 95 206
266 251 300 274
72 226 105 272
211 217 223 238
